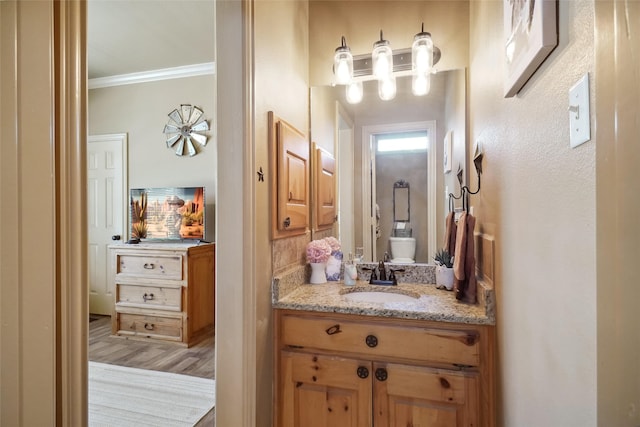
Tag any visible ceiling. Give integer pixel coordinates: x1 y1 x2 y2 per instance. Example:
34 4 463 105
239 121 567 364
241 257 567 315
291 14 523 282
87 0 216 79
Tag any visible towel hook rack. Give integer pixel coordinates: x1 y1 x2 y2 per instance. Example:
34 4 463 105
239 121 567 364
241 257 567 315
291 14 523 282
448 147 483 214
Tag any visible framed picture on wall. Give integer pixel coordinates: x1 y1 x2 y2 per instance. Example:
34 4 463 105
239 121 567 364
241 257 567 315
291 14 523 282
503 0 558 97
443 131 452 174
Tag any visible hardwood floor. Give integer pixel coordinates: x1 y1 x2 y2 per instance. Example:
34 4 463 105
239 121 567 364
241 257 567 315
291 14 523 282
89 315 216 425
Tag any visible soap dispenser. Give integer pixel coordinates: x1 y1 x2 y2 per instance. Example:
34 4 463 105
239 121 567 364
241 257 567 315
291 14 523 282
343 253 357 286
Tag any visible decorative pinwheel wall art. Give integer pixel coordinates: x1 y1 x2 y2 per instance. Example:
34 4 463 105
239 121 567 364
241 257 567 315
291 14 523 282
162 104 210 157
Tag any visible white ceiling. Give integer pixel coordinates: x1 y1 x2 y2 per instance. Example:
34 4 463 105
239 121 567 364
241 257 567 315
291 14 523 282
87 0 216 79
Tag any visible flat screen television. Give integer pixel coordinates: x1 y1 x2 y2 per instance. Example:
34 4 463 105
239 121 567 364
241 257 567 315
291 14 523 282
130 187 205 241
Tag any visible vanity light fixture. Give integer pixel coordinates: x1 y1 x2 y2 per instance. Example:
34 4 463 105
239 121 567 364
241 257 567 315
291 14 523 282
333 24 441 104
411 23 434 96
372 30 393 81
333 36 353 85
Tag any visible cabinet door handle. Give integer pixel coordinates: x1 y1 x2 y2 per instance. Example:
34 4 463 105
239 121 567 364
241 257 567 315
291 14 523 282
143 263 155 269
325 324 342 335
356 366 369 379
143 293 154 302
365 335 378 347
283 217 291 228
375 367 388 382
289 191 293 201
144 323 155 331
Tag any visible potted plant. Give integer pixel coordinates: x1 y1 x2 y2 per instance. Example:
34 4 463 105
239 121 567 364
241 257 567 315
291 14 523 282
434 249 454 290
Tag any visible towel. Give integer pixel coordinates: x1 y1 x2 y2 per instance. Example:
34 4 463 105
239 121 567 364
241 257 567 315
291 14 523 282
443 211 457 256
452 212 477 304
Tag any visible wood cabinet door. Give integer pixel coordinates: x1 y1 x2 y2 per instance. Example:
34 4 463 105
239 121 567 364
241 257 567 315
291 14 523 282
277 120 309 231
314 146 336 229
278 351 371 427
373 362 479 427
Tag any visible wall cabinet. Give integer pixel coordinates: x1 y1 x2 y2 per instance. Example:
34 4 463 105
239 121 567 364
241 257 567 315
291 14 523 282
269 111 310 239
109 242 215 347
274 310 494 426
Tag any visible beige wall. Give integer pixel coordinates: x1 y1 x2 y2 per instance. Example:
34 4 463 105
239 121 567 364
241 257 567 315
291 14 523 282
469 1 596 425
309 0 469 86
255 0 309 424
89 76 217 241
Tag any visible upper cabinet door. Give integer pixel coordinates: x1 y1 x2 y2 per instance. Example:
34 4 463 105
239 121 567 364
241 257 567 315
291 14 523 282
269 112 310 239
314 145 336 230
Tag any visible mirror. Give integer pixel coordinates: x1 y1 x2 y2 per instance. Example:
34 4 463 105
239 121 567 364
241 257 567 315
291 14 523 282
393 181 410 223
310 69 467 264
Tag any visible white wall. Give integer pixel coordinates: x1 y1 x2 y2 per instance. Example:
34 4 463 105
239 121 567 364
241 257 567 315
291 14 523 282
469 1 596 425
88 75 217 241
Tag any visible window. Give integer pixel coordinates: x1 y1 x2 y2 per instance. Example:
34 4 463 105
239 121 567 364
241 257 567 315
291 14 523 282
376 130 428 153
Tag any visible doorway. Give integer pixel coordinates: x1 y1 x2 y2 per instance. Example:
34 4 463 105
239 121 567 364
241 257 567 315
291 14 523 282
86 1 217 425
361 121 437 263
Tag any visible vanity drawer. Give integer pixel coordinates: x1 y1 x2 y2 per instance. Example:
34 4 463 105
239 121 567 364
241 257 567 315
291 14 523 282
115 313 183 342
279 313 480 367
115 253 183 280
116 284 182 311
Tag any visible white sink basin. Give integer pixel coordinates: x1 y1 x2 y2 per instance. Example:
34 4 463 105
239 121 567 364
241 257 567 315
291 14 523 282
342 291 418 303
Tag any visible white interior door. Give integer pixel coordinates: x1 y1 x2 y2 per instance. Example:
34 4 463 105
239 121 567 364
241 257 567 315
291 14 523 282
88 133 127 315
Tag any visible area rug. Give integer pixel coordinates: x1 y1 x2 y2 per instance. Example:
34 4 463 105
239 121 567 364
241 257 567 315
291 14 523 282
89 361 215 427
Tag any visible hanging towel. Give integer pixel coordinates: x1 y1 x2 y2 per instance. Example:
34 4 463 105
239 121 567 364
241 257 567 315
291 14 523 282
443 211 457 257
452 212 477 304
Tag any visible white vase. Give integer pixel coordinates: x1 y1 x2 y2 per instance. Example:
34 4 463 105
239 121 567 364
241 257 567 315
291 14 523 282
309 262 327 284
435 265 454 290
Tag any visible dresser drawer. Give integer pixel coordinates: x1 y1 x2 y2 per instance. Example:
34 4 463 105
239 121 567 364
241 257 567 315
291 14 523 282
116 284 181 311
115 252 183 280
116 313 183 341
279 313 480 367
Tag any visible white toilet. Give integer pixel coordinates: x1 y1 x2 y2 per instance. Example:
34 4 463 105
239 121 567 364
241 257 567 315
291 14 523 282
389 237 416 264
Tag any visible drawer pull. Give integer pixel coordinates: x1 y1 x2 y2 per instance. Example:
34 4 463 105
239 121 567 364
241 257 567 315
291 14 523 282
143 293 155 302
325 324 342 335
143 263 155 269
356 366 369 379
440 377 451 389
375 367 388 382
365 335 378 348
144 323 155 331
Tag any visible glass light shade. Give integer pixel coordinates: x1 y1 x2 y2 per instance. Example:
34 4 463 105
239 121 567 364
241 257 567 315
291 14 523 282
346 81 363 104
412 72 431 96
333 37 353 85
372 40 393 80
378 75 396 101
412 30 433 74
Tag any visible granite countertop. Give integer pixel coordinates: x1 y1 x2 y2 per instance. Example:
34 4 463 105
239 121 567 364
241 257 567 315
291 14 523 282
273 280 495 325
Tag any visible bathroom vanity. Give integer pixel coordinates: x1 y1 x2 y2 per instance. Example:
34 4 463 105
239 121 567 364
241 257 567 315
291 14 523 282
272 280 495 426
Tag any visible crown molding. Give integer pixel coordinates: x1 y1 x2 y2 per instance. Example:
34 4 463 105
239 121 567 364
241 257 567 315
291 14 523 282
88 62 216 90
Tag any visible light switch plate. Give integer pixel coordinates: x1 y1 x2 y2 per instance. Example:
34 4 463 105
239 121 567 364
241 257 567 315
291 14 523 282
569 73 590 148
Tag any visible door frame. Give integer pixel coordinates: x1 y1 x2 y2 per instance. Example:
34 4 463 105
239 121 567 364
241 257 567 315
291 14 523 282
361 121 437 263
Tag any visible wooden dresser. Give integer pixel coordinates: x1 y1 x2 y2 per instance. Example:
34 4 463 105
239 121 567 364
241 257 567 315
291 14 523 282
109 242 215 347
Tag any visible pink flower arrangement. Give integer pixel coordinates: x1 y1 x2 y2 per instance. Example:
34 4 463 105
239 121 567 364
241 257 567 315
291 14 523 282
323 236 341 253
306 239 332 264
